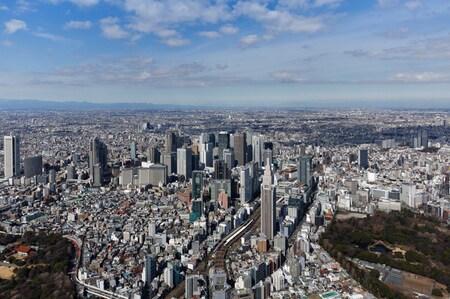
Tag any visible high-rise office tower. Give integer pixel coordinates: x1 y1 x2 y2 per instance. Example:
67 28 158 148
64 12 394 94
24 155 42 178
130 142 137 161
218 132 230 160
297 155 312 185
418 129 428 148
199 142 213 167
261 159 276 240
67 164 76 180
191 152 199 171
147 146 160 163
233 132 247 166
240 167 252 203
192 171 204 199
164 264 174 288
213 159 230 179
358 149 369 169
162 151 177 174
208 133 216 146
89 137 108 186
142 254 157 285
165 130 178 153
186 275 202 299
199 133 208 146
223 148 235 169
4 135 20 178
252 135 264 167
177 147 193 179
93 165 103 187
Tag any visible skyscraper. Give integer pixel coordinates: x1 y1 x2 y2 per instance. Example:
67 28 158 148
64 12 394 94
89 137 108 186
240 167 252 203
233 132 247 166
218 132 230 160
165 130 178 153
4 135 20 178
177 147 193 179
147 146 160 163
192 170 204 199
142 254 157 285
130 142 137 161
186 275 202 299
261 160 276 240
223 148 235 169
418 129 428 148
358 149 369 169
252 135 264 167
162 151 177 175
24 155 42 178
213 159 230 180
199 142 213 167
297 156 312 185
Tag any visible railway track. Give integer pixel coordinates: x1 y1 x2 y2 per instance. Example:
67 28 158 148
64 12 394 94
165 206 261 299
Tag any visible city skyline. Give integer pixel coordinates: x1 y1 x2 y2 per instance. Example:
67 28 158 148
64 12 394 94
1 0 450 106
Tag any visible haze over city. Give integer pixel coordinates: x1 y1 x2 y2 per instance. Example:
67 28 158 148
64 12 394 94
1 0 450 106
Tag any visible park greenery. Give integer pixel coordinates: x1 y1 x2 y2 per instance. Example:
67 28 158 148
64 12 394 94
0 231 76 299
320 210 450 298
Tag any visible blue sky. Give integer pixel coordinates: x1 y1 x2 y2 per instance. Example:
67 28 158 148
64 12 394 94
1 0 450 106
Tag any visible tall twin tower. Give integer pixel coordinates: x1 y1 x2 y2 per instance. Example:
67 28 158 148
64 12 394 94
4 135 20 178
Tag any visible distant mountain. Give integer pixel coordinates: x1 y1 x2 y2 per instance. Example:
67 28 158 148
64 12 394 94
0 99 190 110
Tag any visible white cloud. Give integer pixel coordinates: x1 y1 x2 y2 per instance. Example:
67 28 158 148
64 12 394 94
379 28 409 40
1 40 13 47
314 0 342 8
64 20 93 29
219 24 239 35
262 34 274 41
163 37 190 47
52 57 246 87
240 34 259 48
15 0 35 13
272 71 307 83
345 35 450 60
277 0 309 9
391 72 448 82
404 0 422 11
235 2 325 34
198 31 220 39
33 32 71 42
278 0 341 9
155 29 178 38
377 0 400 8
69 0 100 7
100 17 129 39
0 4 8 11
4 19 27 34
124 0 231 34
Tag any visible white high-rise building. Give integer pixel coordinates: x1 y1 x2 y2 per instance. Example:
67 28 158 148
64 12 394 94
199 142 213 167
177 147 193 179
164 265 174 288
252 135 264 167
198 133 208 146
4 135 20 178
272 270 285 291
261 159 276 240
